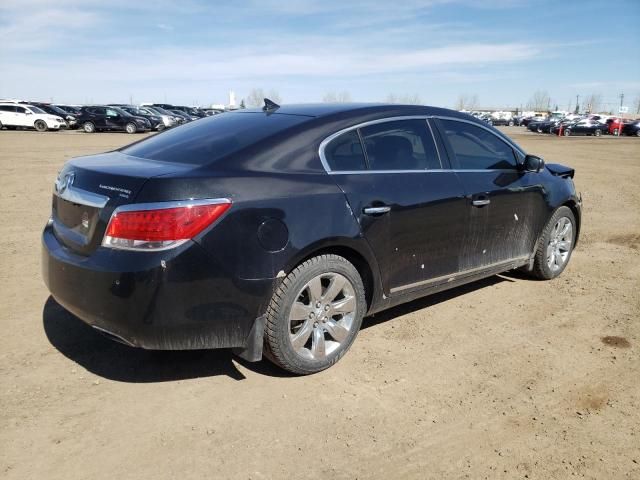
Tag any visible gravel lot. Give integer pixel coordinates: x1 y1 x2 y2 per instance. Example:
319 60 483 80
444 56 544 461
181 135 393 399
1 127 638 479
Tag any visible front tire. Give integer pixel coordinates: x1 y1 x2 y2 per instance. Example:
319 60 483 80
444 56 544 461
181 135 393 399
125 122 137 134
34 120 47 132
594 129 602 137
564 129 571 136
264 254 366 375
531 206 576 280
83 122 95 133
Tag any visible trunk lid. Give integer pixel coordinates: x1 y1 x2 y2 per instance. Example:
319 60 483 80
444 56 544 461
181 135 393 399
51 151 191 255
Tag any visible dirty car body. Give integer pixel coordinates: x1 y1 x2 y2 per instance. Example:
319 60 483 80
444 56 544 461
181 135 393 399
42 104 581 364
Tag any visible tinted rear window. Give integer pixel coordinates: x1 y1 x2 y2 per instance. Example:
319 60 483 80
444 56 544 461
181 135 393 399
122 112 308 165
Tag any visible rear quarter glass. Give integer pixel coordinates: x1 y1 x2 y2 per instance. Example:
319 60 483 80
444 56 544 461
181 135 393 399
121 112 310 166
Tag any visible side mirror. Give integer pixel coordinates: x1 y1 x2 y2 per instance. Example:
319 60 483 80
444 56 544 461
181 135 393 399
25 111 33 115
523 154 544 172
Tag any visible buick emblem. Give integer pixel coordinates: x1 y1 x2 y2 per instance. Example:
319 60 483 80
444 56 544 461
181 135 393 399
55 172 75 194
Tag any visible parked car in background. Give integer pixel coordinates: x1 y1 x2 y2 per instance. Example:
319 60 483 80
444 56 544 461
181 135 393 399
550 119 578 135
521 116 545 127
490 117 515 127
141 106 178 126
561 119 606 137
621 119 640 137
55 105 82 115
27 102 78 129
605 117 624 135
108 105 166 131
170 109 197 122
528 117 559 134
76 106 151 133
42 102 581 374
0 103 66 131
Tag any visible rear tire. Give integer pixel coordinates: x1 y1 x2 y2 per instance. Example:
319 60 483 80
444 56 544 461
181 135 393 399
263 254 366 375
594 129 602 137
564 129 571 136
125 122 137 134
531 206 576 280
508 121 514 126
34 120 47 132
83 122 95 133
0 120 3 130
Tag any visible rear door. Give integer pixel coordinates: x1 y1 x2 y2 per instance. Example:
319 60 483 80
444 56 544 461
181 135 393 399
434 118 547 269
0 105 17 126
323 118 468 295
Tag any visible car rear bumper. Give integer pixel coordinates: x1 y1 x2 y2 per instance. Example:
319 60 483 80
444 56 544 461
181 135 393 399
42 225 274 350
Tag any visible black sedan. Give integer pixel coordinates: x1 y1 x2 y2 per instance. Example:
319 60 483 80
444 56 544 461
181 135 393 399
560 119 607 136
621 120 640 137
109 105 165 131
490 118 515 127
76 106 151 133
42 102 582 374
528 118 558 133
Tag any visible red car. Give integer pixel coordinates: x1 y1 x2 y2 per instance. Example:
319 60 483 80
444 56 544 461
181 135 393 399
605 117 624 135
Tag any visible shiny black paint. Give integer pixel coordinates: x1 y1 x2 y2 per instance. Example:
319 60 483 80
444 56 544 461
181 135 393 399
76 106 150 132
42 104 581 358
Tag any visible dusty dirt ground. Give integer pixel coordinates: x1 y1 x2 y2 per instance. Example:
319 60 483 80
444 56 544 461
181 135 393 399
1 128 638 479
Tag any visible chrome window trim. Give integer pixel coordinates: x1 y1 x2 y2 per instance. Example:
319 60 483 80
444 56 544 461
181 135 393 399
54 185 110 208
327 168 520 175
319 115 435 173
319 114 526 174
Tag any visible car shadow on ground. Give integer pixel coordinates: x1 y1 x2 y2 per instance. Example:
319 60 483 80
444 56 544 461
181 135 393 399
43 275 516 382
42 296 249 382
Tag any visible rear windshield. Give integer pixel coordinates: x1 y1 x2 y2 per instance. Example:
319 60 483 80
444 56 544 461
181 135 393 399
122 112 308 165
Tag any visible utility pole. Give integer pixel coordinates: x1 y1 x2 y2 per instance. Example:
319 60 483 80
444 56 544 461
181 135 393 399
619 92 624 117
575 94 580 113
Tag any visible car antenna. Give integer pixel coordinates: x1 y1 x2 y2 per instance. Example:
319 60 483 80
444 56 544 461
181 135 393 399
262 98 280 112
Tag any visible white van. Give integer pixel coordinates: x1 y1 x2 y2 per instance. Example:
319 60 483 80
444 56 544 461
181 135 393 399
0 103 67 131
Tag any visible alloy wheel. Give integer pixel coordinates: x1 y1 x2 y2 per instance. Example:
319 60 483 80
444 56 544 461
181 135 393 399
288 272 357 360
546 217 573 272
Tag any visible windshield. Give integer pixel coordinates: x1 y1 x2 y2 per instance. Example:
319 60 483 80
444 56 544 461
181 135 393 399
48 105 68 115
111 106 131 117
28 106 46 114
122 112 309 166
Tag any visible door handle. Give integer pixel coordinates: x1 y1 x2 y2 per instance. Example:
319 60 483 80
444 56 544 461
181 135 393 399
363 206 391 215
472 198 491 207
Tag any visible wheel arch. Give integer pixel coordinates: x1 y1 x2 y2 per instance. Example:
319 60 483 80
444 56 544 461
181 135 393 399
563 200 581 245
283 239 381 313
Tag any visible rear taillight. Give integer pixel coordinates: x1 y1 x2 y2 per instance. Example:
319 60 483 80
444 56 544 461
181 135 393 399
102 199 231 251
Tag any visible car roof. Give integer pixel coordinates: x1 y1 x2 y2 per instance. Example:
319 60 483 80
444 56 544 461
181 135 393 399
234 103 474 120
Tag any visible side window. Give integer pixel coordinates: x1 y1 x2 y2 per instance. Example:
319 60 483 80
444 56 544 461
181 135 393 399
0 105 16 112
324 130 367 171
106 108 118 117
360 119 440 170
15 106 27 114
439 119 517 170
94 107 106 115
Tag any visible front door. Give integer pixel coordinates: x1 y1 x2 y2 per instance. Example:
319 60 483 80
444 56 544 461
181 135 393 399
323 118 468 295
105 108 124 131
434 118 548 270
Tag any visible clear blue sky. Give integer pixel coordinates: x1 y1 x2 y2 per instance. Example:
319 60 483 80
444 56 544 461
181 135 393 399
1 0 639 110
